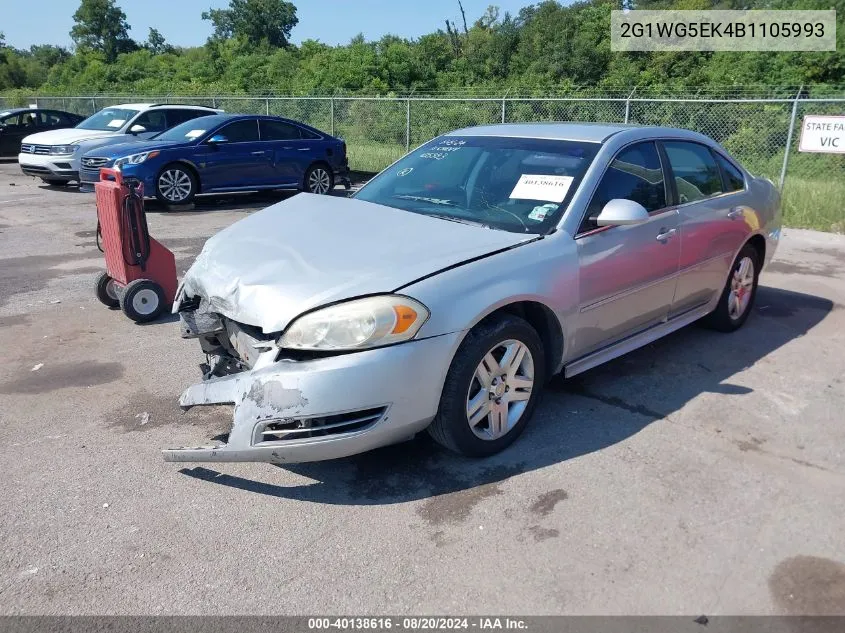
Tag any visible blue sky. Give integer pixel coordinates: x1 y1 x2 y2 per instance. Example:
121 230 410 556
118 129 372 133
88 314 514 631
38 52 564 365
3 0 535 50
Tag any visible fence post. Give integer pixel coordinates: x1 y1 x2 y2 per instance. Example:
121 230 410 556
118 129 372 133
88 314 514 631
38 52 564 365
330 98 335 137
502 97 506 124
212 96 217 109
779 86 803 190
91 97 96 113
266 98 270 115
406 98 411 152
624 87 637 124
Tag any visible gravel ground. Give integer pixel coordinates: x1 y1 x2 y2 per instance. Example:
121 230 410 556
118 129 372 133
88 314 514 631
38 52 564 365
0 161 844 615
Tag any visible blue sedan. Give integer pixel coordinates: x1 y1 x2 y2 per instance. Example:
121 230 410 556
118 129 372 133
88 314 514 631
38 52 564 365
79 114 350 204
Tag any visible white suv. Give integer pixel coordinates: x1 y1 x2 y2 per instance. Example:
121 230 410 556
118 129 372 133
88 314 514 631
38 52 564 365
18 103 221 185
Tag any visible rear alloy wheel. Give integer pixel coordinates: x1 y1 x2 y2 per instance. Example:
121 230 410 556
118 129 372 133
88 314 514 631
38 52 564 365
428 314 545 457
703 243 760 332
305 164 333 195
156 165 196 205
119 279 166 323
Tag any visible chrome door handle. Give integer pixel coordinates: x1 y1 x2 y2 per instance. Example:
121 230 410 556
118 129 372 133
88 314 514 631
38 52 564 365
297 147 312 151
727 207 744 220
656 228 677 242
250 151 266 156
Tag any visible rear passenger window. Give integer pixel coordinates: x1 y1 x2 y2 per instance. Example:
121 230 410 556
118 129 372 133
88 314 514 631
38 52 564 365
301 127 321 139
714 152 745 192
260 120 302 141
663 141 724 204
581 141 666 233
167 109 211 127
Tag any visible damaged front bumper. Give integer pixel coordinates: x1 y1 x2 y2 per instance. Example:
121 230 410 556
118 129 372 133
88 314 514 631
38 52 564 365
163 331 462 464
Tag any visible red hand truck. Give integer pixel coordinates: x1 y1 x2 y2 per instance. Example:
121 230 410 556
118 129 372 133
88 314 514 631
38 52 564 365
93 168 177 323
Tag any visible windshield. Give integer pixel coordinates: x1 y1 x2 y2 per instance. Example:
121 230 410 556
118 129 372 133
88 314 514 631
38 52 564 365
354 136 599 234
76 108 140 131
153 115 229 142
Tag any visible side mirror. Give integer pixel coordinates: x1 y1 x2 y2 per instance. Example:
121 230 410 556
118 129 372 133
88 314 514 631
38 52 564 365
595 199 650 227
129 124 147 135
207 134 229 145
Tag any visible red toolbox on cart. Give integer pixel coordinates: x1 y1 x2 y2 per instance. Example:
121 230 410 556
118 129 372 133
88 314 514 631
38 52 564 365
94 168 177 323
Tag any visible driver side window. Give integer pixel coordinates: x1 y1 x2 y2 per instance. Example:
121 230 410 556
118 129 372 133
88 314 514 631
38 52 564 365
580 141 666 234
132 111 167 133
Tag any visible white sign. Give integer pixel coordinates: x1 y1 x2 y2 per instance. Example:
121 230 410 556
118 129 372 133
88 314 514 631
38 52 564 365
799 115 845 154
509 174 574 203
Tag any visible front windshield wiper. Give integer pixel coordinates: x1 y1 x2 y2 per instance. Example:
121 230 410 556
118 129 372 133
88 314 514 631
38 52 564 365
423 213 492 229
393 194 457 207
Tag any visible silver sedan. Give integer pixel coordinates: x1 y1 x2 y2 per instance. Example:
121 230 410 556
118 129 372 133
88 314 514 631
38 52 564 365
165 122 781 463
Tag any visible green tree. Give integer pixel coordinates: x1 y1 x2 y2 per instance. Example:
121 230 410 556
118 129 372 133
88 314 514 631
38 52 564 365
146 28 172 55
70 0 135 62
202 0 299 48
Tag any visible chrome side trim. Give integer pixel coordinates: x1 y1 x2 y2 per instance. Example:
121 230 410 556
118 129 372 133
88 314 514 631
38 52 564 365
579 270 680 313
564 303 712 379
677 251 733 275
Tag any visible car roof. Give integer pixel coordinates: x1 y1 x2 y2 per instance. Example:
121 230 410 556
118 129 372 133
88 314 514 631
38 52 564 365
108 103 218 111
446 122 721 145
446 122 640 143
0 107 68 114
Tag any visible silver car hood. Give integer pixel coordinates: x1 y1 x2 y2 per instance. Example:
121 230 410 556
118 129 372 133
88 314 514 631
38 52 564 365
181 193 532 333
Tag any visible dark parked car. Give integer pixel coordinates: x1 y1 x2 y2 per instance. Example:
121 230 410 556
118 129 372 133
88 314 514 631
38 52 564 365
80 114 351 203
0 108 84 157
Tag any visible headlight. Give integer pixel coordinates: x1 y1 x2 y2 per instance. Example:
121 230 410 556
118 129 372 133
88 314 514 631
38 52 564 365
50 145 77 156
114 150 160 170
278 295 429 351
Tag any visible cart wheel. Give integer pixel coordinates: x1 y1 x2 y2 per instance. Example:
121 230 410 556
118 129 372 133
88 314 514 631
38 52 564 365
95 272 120 309
120 279 166 323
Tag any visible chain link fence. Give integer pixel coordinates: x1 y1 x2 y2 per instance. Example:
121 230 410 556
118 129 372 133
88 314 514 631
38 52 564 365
2 93 843 230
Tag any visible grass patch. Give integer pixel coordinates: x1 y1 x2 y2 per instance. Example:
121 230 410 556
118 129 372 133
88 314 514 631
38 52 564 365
346 139 405 173
783 178 845 233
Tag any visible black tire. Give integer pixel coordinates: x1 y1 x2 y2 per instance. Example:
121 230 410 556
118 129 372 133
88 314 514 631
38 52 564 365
702 243 761 332
155 163 197 205
119 279 166 323
95 271 120 309
428 314 546 457
304 163 334 195
41 178 69 186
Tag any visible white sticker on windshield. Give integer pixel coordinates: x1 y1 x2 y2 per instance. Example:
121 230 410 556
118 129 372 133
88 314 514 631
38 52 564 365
509 174 574 203
107 119 126 128
528 203 558 222
185 129 206 139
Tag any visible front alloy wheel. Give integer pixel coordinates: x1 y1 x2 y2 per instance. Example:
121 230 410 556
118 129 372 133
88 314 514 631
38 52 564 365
428 314 545 457
466 340 535 440
156 166 196 205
